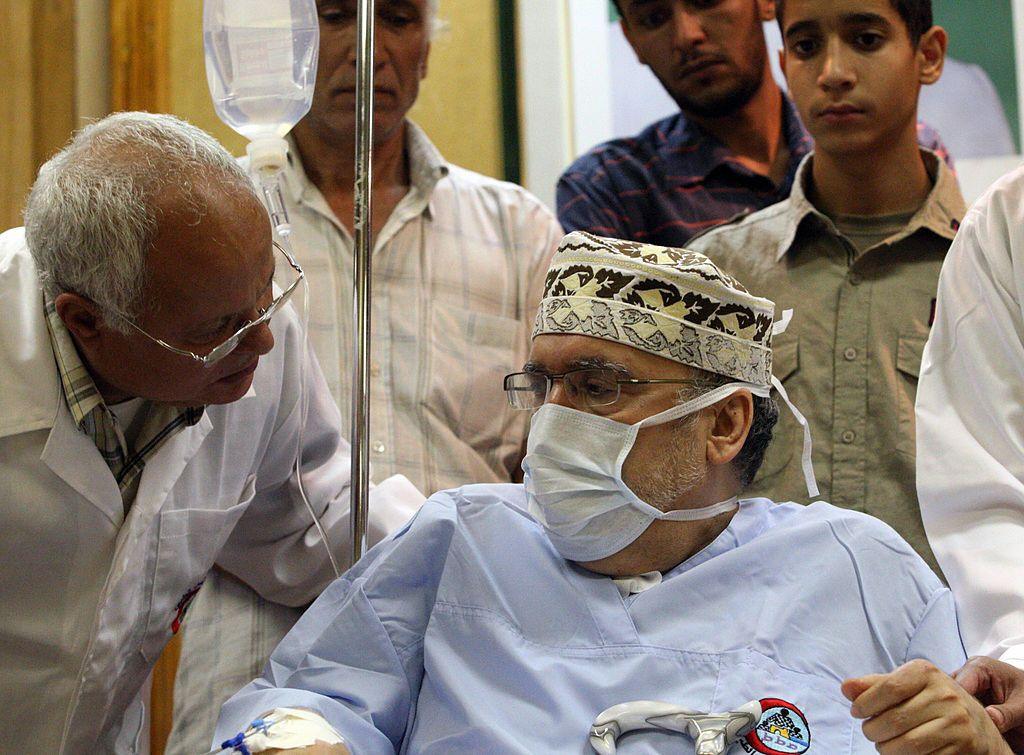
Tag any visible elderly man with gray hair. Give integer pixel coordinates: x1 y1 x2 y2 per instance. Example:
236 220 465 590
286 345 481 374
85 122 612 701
0 111 420 754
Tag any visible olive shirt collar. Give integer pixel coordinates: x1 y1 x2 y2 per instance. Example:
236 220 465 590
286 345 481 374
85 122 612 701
771 150 966 262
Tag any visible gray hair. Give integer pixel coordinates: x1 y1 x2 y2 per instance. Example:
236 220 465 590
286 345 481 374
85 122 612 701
24 111 260 332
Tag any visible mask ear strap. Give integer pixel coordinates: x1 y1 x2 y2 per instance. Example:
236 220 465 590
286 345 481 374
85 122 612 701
770 308 819 498
773 308 793 336
636 382 765 429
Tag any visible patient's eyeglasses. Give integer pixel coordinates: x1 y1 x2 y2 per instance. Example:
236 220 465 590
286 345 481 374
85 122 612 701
503 368 699 411
123 241 303 368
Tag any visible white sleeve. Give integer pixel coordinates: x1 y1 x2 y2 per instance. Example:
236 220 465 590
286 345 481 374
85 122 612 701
916 169 1024 668
367 474 427 543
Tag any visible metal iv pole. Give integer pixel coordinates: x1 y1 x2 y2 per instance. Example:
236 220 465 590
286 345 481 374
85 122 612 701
350 0 375 564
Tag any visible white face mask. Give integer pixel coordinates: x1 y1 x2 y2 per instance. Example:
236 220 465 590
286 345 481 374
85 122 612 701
523 382 752 562
523 378 818 564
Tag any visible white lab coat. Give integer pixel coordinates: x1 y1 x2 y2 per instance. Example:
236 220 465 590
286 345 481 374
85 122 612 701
0 228 423 753
917 164 1024 669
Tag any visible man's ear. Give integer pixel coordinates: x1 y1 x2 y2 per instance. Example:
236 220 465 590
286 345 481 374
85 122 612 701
55 292 104 344
917 26 947 86
705 390 754 468
420 41 431 80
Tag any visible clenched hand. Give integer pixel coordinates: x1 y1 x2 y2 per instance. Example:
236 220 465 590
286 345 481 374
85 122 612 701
842 659 1013 754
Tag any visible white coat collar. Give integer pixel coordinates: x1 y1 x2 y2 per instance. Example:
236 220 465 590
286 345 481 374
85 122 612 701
0 228 63 439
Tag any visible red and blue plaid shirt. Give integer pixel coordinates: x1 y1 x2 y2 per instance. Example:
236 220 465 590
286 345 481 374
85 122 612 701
557 95 950 247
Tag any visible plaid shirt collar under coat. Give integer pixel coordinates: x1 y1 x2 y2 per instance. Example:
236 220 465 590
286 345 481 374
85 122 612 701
43 294 204 509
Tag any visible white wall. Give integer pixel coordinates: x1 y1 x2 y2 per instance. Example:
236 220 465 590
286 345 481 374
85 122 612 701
516 0 573 210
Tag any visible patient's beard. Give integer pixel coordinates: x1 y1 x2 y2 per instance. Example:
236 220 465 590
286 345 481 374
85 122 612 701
624 423 707 513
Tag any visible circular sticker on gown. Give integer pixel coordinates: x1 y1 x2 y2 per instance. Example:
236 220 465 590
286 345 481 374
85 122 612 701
741 698 811 754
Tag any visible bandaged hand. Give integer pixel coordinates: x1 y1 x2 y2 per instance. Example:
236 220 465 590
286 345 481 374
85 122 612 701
955 656 1024 752
842 659 1013 754
225 708 350 754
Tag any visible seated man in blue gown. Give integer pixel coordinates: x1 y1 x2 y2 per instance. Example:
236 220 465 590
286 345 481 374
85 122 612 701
214 231 1009 754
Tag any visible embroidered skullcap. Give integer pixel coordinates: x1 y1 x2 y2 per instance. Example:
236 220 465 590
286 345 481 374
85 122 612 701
534 231 776 386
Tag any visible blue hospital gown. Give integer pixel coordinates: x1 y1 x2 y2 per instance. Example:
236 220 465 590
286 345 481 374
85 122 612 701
215 484 965 753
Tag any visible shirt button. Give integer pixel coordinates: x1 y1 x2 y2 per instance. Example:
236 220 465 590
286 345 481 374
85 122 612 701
843 347 857 361
848 272 862 286
372 441 386 454
841 430 856 444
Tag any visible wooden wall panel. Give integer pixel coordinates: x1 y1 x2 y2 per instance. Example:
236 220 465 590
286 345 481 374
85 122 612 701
0 0 36 229
150 633 181 755
32 0 77 163
110 0 169 112
1 0 77 229
410 0 505 179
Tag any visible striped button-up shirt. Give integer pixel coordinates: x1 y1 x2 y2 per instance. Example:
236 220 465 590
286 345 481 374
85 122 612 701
43 296 203 514
280 121 562 492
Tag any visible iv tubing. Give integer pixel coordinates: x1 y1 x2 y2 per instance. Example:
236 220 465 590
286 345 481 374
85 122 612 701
350 0 375 564
256 164 342 579
293 265 342 579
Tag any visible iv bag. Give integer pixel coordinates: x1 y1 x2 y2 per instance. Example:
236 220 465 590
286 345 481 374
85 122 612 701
203 0 319 144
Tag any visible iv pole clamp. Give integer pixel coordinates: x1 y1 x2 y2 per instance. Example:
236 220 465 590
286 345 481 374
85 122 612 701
350 0 375 565
588 699 761 755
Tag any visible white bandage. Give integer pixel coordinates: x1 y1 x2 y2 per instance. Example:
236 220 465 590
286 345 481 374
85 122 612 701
243 708 346 752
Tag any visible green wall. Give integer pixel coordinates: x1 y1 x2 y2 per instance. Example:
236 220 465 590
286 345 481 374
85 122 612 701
932 0 1019 149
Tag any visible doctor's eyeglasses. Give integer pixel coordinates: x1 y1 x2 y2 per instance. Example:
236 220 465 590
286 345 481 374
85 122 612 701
503 369 699 411
124 241 304 368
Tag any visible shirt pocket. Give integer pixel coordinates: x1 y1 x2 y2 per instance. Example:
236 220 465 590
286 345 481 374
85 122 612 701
755 338 800 482
139 474 256 662
895 334 927 459
426 303 525 456
719 651 858 754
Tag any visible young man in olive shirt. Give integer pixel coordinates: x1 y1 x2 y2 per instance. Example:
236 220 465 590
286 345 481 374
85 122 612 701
689 0 961 575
